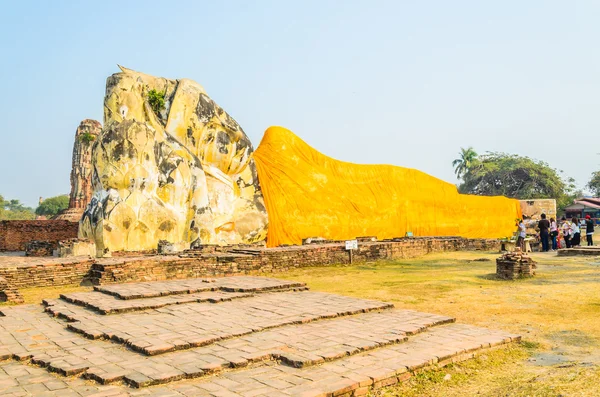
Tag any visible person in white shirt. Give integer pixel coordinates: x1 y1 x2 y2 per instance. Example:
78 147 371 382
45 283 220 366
561 216 572 248
549 217 558 250
570 217 581 247
516 219 526 251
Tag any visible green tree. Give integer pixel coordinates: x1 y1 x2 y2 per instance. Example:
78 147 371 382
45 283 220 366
35 195 69 217
587 171 600 197
0 195 35 220
459 153 575 209
452 147 478 180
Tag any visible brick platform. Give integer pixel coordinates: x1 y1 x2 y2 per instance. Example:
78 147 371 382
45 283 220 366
90 238 500 285
557 247 600 256
0 238 500 298
0 276 519 396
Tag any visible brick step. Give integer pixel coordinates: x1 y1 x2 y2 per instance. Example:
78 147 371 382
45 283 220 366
0 318 517 392
11 309 456 389
0 276 520 396
93 276 307 299
43 291 394 355
176 323 519 396
58 290 255 315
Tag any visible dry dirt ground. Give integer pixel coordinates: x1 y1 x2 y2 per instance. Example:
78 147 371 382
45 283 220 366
5 249 600 396
277 251 600 397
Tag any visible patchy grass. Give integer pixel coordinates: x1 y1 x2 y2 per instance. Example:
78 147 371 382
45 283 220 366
277 251 600 396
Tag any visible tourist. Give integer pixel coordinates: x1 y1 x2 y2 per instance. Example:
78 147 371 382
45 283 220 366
561 216 572 248
549 217 558 250
585 215 595 246
570 217 581 247
538 213 550 252
516 218 526 251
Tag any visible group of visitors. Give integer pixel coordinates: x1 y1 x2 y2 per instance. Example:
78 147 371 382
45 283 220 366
537 213 595 251
516 213 595 252
559 215 595 249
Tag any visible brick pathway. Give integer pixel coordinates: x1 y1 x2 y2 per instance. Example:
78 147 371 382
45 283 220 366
0 276 519 396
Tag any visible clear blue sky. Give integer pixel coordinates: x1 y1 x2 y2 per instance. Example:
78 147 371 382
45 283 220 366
1 0 598 208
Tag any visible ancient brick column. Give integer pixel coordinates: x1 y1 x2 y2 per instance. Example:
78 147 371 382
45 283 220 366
56 120 102 222
69 119 101 209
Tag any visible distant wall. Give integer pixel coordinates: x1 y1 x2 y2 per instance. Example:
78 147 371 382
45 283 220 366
519 199 557 220
0 220 79 251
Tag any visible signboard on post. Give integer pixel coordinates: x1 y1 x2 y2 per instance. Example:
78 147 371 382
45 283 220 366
345 239 358 264
345 240 358 250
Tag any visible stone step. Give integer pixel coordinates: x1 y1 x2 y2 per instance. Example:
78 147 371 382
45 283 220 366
9 308 456 388
557 247 600 256
0 320 519 395
0 277 521 396
87 310 456 387
44 291 394 355
175 324 519 396
59 290 254 314
94 276 307 300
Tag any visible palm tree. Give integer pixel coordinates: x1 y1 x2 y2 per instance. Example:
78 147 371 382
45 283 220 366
452 147 478 180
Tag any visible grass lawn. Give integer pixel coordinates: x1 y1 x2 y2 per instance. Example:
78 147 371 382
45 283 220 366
277 251 600 396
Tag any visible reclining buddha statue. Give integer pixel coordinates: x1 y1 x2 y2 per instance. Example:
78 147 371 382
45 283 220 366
80 66 268 254
81 67 521 254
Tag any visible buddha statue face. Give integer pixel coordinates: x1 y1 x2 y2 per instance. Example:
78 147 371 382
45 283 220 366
80 67 268 254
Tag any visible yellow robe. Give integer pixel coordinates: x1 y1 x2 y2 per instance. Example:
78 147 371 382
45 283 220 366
254 126 521 247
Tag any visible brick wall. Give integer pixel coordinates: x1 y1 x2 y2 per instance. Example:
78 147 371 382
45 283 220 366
91 237 500 285
0 258 95 289
0 220 79 251
0 237 500 289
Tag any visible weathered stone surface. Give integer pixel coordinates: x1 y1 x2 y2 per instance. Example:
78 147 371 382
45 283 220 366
57 238 96 258
80 67 268 255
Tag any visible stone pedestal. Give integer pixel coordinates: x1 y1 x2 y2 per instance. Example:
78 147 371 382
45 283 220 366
57 238 97 257
157 240 190 255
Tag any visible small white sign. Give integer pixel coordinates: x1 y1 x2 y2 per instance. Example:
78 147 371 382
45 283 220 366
345 239 358 250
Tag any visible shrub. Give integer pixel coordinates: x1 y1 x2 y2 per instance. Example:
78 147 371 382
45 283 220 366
147 89 166 116
79 132 96 144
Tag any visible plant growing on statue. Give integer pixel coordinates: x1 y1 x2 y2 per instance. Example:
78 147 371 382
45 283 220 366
147 89 166 116
79 132 96 144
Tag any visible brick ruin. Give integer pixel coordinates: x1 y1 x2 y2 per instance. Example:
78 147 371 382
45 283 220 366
55 119 102 222
0 237 500 296
496 250 537 279
0 276 24 304
25 240 56 257
0 220 79 251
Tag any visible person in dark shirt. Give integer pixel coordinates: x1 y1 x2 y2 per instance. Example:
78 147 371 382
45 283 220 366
585 215 595 246
538 213 550 252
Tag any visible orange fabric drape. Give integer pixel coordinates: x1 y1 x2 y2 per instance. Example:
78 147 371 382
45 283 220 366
253 126 521 247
